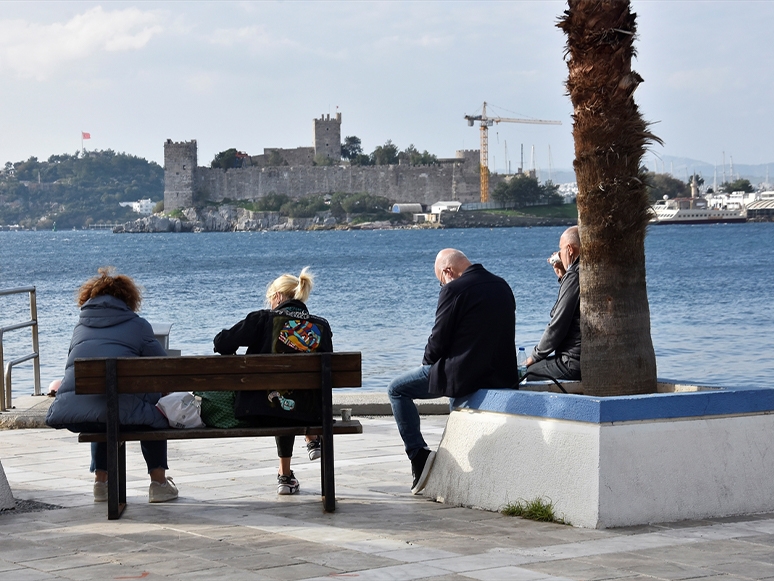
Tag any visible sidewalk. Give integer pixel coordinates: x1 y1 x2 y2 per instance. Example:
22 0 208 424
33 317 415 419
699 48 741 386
3 415 774 579
0 393 451 429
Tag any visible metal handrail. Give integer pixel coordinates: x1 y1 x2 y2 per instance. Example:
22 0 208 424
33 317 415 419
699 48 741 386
0 286 41 411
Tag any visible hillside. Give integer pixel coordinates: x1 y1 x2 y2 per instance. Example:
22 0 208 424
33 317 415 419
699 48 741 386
0 150 163 229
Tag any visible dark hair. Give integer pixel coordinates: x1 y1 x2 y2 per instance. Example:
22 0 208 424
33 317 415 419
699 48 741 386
77 267 142 312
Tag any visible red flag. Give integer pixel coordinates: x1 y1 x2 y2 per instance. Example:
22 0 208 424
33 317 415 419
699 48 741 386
82 132 91 139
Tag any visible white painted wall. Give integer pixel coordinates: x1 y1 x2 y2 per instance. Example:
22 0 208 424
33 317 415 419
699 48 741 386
424 409 774 528
424 409 601 527
598 415 774 528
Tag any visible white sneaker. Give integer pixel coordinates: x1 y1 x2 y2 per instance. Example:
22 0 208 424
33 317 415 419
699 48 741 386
93 481 108 502
149 477 179 503
306 438 322 461
277 472 300 495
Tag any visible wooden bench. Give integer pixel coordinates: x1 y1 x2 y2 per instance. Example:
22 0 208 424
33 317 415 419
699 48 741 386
74 352 362 519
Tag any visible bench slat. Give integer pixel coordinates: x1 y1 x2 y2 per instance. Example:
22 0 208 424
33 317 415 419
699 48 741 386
74 353 362 394
74 370 362 394
77 420 363 442
75 353 360 378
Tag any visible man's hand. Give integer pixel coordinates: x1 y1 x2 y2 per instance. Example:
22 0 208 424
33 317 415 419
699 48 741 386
526 356 534 366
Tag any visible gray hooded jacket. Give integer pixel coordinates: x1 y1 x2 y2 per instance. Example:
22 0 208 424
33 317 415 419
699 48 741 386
46 294 168 429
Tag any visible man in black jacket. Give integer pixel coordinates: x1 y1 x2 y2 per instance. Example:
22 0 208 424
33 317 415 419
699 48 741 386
388 248 518 494
525 225 582 381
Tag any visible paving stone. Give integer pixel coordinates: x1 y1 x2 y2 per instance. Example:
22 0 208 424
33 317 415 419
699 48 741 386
707 560 774 579
302 548 404 571
0 569 62 581
527 558 641 580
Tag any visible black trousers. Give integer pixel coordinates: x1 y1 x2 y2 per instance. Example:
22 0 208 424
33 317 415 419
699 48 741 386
524 355 581 382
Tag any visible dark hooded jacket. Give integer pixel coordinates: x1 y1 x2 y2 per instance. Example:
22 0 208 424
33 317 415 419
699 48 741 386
46 294 168 429
213 299 333 420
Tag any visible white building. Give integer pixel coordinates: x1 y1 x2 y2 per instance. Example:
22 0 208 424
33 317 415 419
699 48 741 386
119 198 155 215
430 201 462 214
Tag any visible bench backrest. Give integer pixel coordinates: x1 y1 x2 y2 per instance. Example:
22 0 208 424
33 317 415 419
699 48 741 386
74 352 362 395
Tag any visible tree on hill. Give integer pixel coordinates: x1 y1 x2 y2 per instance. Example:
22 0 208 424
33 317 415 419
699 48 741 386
399 145 438 166
349 153 373 166
253 193 291 212
211 148 246 170
645 172 688 201
687 173 704 188
722 178 753 193
341 136 363 160
492 174 562 208
0 149 163 229
371 140 400 166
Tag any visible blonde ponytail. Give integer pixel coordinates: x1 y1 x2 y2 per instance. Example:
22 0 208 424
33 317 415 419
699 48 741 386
265 267 315 306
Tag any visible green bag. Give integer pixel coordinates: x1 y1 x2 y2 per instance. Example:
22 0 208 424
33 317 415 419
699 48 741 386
194 391 249 429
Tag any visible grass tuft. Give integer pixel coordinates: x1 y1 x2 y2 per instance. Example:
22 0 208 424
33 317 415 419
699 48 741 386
501 497 569 525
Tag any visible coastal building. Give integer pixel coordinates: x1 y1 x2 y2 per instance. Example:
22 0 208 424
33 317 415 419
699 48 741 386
746 191 774 221
119 198 155 215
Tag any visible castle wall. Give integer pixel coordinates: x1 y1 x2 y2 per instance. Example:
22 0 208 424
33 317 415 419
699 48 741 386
163 139 504 211
196 162 481 206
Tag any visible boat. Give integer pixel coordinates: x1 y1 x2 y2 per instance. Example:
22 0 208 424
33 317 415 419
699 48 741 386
649 196 747 225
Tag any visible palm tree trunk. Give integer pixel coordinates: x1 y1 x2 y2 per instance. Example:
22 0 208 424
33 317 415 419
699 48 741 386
558 0 660 396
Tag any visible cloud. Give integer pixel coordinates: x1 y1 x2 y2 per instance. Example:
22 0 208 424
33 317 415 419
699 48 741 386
0 6 163 80
207 25 298 52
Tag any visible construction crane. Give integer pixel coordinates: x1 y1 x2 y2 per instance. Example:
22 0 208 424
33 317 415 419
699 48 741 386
464 102 561 202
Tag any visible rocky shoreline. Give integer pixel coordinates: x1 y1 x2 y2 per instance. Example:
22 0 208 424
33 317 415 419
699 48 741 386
112 205 576 233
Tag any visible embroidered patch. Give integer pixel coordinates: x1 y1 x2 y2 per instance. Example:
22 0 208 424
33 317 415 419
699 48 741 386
278 320 321 352
267 390 295 411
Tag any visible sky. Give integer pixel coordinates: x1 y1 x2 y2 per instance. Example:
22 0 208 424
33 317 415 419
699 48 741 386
1 1 772 175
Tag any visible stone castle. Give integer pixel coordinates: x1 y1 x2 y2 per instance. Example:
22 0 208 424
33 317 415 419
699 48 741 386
164 113 492 212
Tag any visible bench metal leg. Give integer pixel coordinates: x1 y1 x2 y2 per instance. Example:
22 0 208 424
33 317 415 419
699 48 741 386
321 353 335 512
106 359 126 520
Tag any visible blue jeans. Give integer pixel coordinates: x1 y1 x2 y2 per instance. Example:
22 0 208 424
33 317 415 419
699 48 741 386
388 365 441 460
67 423 169 474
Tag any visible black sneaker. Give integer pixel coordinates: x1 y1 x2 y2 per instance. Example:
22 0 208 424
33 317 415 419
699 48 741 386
277 472 300 495
410 448 436 495
306 438 321 461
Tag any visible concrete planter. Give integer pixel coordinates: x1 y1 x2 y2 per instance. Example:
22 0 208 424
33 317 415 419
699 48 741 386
422 383 774 528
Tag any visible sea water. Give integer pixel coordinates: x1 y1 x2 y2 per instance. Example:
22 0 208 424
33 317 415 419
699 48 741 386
1 223 772 395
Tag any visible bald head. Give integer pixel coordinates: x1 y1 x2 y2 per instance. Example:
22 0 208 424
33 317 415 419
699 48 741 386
435 248 472 285
559 226 580 269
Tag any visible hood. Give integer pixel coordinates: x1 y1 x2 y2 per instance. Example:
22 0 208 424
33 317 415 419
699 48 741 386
78 294 137 328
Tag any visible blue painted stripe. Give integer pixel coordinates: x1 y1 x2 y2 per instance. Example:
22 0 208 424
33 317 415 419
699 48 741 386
453 386 774 424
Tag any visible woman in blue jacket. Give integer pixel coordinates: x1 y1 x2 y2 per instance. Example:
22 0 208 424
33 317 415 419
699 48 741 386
46 267 178 503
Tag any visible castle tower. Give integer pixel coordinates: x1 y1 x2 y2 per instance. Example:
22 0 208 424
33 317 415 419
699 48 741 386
164 139 197 211
313 113 341 163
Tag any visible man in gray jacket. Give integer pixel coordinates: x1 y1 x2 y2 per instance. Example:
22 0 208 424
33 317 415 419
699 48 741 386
525 226 581 381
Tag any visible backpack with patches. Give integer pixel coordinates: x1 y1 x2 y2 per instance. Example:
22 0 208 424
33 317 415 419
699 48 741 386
234 313 327 425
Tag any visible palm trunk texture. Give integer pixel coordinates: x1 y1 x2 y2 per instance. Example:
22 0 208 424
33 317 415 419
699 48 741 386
558 0 660 396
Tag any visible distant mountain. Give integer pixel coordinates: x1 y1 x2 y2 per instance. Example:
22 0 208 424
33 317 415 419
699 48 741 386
539 157 774 189
651 156 774 188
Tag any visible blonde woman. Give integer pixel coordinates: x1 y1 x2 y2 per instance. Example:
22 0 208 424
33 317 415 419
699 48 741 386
213 267 333 495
